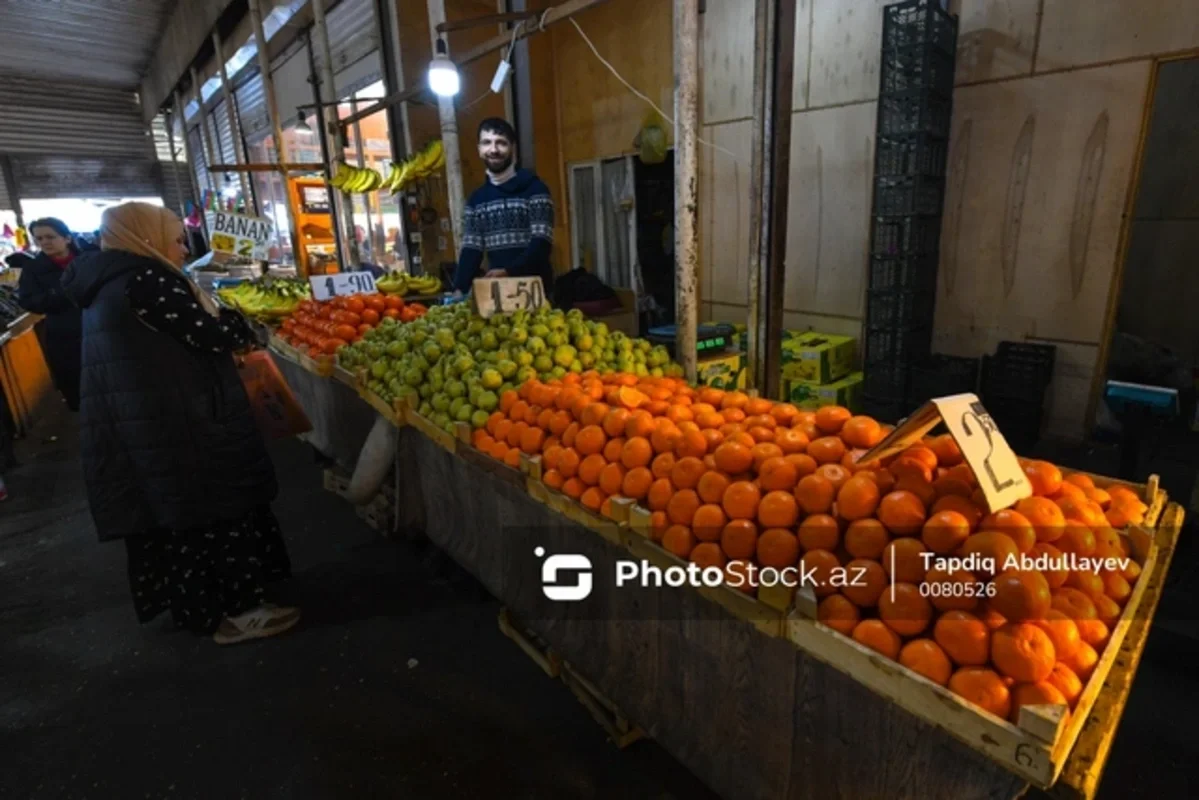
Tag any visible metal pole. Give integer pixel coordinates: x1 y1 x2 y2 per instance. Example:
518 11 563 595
747 0 769 392
249 0 305 273
350 99 378 263
306 31 350 271
673 0 700 384
762 0 797 401
312 0 359 269
427 0 466 256
173 89 201 207
164 107 186 216
191 67 219 196
213 30 253 209
0 156 23 232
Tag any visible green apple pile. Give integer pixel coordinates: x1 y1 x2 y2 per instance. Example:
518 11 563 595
336 302 681 434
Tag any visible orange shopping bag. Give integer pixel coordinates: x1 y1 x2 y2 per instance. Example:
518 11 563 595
238 350 312 440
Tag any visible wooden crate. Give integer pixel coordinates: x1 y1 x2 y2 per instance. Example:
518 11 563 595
399 396 457 452
332 364 359 388
357 386 402 425
525 472 625 546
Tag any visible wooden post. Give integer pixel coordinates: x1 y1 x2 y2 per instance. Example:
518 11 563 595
427 0 466 257
213 30 253 208
746 0 770 392
673 0 700 384
249 0 305 274
312 0 360 269
191 67 219 196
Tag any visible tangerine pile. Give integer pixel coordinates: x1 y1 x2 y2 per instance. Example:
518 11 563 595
470 371 1149 723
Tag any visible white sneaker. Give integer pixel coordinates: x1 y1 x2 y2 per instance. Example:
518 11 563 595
212 605 301 645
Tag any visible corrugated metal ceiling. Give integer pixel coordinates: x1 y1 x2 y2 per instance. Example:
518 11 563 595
2 0 173 88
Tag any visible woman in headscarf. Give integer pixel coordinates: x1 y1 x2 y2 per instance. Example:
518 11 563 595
62 202 299 645
17 217 83 410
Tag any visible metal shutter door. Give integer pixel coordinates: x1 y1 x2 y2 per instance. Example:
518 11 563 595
160 162 194 214
212 104 237 165
315 0 382 92
0 76 152 158
0 169 11 211
271 46 313 126
13 157 161 199
189 127 211 194
236 73 270 142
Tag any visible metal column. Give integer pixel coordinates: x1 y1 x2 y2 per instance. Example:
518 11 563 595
427 0 466 256
173 89 201 208
213 30 253 209
163 107 186 215
312 0 359 269
191 67 220 195
673 0 700 383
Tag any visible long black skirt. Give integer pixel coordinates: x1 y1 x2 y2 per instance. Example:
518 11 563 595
123 506 291 635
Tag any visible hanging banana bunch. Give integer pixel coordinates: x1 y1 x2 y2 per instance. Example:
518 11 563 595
327 162 384 193
384 140 445 194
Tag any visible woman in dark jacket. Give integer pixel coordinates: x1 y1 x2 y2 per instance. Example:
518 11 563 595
62 202 299 645
17 218 83 410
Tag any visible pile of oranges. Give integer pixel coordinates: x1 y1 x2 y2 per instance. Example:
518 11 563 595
470 371 1151 723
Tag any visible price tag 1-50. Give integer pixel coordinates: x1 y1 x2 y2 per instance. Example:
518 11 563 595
472 276 546 319
309 271 379 302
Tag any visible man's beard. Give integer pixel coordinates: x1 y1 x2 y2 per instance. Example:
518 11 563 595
485 154 513 174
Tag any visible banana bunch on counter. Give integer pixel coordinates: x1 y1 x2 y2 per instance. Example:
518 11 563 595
217 278 311 320
328 162 384 193
377 272 442 296
383 140 445 194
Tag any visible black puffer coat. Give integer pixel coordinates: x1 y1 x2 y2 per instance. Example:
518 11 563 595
17 251 82 408
62 250 277 541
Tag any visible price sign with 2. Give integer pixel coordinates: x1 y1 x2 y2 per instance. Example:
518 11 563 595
309 271 379 301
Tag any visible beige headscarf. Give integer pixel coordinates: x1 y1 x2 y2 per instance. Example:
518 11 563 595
100 201 220 316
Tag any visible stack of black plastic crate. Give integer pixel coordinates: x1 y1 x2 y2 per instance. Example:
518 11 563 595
981 342 1056 449
862 0 958 422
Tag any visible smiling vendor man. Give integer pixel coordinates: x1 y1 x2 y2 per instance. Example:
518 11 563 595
452 118 554 295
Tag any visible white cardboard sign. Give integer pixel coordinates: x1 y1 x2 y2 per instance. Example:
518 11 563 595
472 276 546 318
205 210 275 259
854 393 1032 513
309 271 379 301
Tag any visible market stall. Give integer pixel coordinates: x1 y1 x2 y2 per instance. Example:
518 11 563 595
0 311 54 437
258 299 1184 800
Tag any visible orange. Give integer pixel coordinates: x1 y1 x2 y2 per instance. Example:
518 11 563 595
1031 609 1081 661
836 475 881 521
815 405 852 435
1102 571 1131 605
493 418 513 445
722 481 761 521
845 518 890 560
798 514 840 552
580 402 610 428
1092 593 1122 626
721 407 747 425
841 559 887 607
991 623 1056 682
1054 481 1088 503
744 397 773 416
625 410 657 439
928 434 963 467
979 508 1036 553
1016 496 1066 542
949 667 1011 719
665 404 695 425
647 478 674 511
932 475 974 500
1121 559 1141 584
1009 681 1068 722
713 441 754 474
841 415 883 449
473 431 494 451
758 490 800 529
621 437 653 469
862 467 897 495
649 510 669 542
602 407 631 438
727 431 757 450
1032 543 1069 588
895 473 937 509
598 462 626 496
1060 640 1098 681
692 504 728 542
921 510 971 555
877 490 927 536
667 489 701 526
931 494 984 531
1023 460 1063 496
720 391 750 410
670 456 707 490
537 407 555 431
662 525 696 559
801 549 842 597
1086 486 1112 509
690 542 727 571
676 429 709 459
557 448 581 479
1046 662 1084 708
771 403 801 426
509 399 530 423
879 582 933 637
785 453 819 478
697 387 725 407
816 463 851 491
818 594 860 636
852 619 901 659
748 426 776 444
1065 569 1105 601
795 474 835 514
902 445 939 473
990 569 1052 622
575 425 607 456
697 470 732 504
890 457 933 485
1052 587 1100 621
580 486 604 511
750 442 784 471
578 454 607 486
899 639 952 686
615 386 649 409
542 444 564 472
507 421 528 448
701 428 726 453
499 389 519 413
602 436 625 463
935 610 991 666
721 519 759 560
485 411 505 436
621 466 653 500
1064 472 1096 491
883 537 927 583
758 457 800 491
774 427 810 455
958 532 1020 578
561 477 584 499
1076 618 1109 648
808 436 847 465
923 567 980 611
756 528 800 569
651 452 677 480
650 422 683 455
542 468 565 490
1056 522 1097 556
696 410 725 430
562 421 580 448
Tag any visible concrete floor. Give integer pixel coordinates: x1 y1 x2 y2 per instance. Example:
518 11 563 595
2 402 1196 799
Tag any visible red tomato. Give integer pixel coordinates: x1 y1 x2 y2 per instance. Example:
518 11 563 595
344 297 366 314
383 308 401 320
383 295 405 311
363 295 386 313
357 323 372 336
360 308 381 325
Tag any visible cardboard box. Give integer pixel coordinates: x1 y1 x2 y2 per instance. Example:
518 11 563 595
697 351 747 390
780 332 856 384
784 372 864 411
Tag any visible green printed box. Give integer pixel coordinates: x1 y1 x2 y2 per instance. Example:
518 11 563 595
783 371 863 411
697 352 747 390
780 332 856 384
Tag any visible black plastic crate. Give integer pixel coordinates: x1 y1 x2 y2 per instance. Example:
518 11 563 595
982 397 1044 446
866 289 936 329
908 354 979 405
875 133 949 178
883 0 958 56
871 216 942 256
874 175 945 216
864 361 910 403
878 90 953 137
869 254 939 291
862 395 911 424
881 45 955 96
864 326 932 364
981 342 1056 402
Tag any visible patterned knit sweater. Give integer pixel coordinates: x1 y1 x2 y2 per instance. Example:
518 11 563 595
453 168 554 292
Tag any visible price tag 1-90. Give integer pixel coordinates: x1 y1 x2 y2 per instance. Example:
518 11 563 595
472 276 546 319
309 271 379 301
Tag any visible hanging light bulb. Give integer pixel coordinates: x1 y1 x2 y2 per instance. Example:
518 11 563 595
288 108 313 135
427 38 459 98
